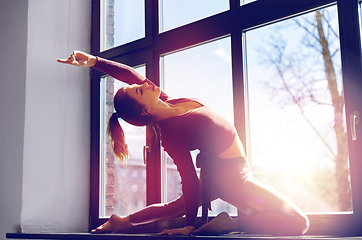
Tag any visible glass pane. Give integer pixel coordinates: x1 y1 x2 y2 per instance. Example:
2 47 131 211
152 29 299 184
159 0 229 33
100 66 146 218
100 0 145 51
245 5 352 213
160 37 236 216
241 0 257 5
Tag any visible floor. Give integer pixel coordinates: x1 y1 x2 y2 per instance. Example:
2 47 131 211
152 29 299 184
6 232 362 240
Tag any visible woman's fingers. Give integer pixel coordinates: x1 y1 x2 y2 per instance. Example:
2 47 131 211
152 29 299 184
157 229 171 235
56 58 75 64
157 227 193 236
56 51 86 66
167 229 182 236
157 228 182 235
56 58 69 64
56 56 77 65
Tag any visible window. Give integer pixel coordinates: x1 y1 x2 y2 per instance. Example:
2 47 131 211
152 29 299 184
245 5 351 214
99 66 146 218
160 37 236 216
100 0 145 51
159 0 229 32
91 0 362 235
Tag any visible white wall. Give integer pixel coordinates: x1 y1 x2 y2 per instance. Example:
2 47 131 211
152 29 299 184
0 0 28 238
0 0 92 238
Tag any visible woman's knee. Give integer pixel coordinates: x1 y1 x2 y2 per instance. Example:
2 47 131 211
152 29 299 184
299 214 310 235
290 213 310 235
162 196 185 217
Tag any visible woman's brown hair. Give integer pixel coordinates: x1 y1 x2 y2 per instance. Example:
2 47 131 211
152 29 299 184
107 88 156 162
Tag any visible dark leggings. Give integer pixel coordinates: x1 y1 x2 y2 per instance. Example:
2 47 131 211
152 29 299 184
129 162 309 235
211 163 309 235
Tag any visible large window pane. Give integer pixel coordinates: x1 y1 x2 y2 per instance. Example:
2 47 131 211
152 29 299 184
160 37 236 216
159 0 229 33
245 5 352 213
100 66 146 218
100 0 145 51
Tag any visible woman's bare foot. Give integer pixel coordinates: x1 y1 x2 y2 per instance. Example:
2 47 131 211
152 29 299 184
193 212 238 235
91 214 133 234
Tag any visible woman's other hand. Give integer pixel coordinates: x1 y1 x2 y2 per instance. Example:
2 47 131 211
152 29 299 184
157 226 195 236
57 51 96 67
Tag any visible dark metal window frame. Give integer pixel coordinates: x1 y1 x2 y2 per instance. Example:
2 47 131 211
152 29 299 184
90 0 362 235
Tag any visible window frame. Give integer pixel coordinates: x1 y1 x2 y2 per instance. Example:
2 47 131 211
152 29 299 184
90 0 362 235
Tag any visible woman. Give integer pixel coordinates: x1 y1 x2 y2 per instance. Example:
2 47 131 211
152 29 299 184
57 51 309 236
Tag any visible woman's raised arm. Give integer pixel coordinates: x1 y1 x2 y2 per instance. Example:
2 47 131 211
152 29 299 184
58 51 146 85
57 51 170 100
91 57 146 85
57 51 97 67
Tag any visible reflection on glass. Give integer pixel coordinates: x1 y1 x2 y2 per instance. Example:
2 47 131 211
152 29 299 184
159 0 229 32
245 5 352 213
100 66 146 218
160 37 236 216
100 0 145 51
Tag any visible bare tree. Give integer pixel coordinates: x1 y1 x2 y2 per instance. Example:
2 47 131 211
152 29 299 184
257 9 351 211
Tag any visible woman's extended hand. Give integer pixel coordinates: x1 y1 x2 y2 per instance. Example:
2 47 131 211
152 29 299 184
157 226 195 236
57 51 97 67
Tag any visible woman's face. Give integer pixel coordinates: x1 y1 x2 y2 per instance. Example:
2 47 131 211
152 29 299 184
125 82 161 112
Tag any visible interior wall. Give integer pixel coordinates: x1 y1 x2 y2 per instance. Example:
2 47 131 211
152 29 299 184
0 0 92 238
0 0 28 239
21 0 92 233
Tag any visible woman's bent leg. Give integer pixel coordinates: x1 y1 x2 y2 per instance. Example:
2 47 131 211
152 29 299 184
91 215 133 234
91 195 185 234
129 195 186 224
208 163 309 235
237 211 308 235
235 178 309 235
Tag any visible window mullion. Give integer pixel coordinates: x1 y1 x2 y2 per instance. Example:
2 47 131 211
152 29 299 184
146 49 162 206
337 0 362 227
229 0 240 10
231 29 246 152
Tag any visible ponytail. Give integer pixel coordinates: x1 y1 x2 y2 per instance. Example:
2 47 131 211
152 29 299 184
108 87 157 163
107 112 129 162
